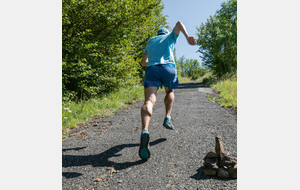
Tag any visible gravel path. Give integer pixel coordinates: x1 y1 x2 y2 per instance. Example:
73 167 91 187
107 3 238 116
62 81 237 190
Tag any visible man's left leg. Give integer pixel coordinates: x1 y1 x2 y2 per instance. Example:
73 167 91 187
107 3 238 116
163 86 175 130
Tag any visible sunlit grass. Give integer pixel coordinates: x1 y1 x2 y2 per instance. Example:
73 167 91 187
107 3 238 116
212 74 237 110
62 85 145 138
178 76 191 84
197 72 218 86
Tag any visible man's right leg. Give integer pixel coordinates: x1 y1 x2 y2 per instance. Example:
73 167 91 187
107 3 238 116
164 86 175 116
139 86 157 160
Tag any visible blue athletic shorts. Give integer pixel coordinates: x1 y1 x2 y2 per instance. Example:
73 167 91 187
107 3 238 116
144 63 179 90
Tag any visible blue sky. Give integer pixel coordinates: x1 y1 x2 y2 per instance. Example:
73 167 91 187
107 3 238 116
162 0 225 66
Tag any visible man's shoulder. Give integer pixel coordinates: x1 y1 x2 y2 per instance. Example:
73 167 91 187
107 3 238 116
147 36 162 45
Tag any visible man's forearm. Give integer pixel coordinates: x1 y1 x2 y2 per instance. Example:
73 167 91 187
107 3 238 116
174 21 189 38
174 21 197 45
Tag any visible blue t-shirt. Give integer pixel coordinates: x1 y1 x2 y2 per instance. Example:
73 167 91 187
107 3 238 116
143 29 179 67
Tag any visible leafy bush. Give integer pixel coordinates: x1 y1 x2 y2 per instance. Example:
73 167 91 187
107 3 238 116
62 0 167 101
202 75 217 86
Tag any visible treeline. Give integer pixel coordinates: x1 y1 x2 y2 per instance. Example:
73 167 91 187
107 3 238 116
177 55 207 80
62 0 167 101
196 0 237 79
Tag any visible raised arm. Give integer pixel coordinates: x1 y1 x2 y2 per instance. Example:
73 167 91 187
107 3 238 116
174 21 197 45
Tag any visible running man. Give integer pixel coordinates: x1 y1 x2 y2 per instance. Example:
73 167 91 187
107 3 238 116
138 21 197 160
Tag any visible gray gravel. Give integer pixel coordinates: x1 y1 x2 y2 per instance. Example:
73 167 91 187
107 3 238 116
62 81 237 189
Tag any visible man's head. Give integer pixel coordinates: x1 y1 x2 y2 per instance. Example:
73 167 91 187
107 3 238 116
157 28 170 36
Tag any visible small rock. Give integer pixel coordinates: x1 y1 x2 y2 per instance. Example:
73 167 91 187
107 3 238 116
218 167 230 178
215 136 226 155
204 169 217 176
204 151 219 159
219 155 237 167
118 180 122 183
204 157 218 170
93 123 98 126
228 164 237 179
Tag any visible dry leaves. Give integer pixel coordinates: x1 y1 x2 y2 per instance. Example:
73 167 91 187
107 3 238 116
94 166 118 183
107 166 117 176
94 174 107 182
72 130 89 139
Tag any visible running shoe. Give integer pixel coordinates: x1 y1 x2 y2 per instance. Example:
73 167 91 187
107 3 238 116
163 117 175 130
138 132 150 160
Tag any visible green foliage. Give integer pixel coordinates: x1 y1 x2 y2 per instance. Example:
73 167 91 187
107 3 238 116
62 0 168 100
173 48 181 77
62 85 145 136
202 74 218 86
196 0 237 79
212 74 237 109
177 56 207 80
178 76 191 84
206 94 214 102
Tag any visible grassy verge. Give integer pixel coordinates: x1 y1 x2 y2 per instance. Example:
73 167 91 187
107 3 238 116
178 73 237 110
212 74 237 110
62 85 145 138
178 76 191 84
197 72 217 86
201 73 237 110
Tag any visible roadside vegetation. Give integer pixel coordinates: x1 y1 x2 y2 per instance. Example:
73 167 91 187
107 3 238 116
178 76 191 84
212 74 237 110
62 85 145 138
202 73 237 110
194 0 237 110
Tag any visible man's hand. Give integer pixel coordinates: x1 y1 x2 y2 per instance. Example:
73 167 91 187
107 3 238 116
187 36 197 45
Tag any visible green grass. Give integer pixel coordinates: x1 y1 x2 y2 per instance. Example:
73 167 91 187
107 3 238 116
62 85 145 138
198 72 217 86
178 76 191 84
212 74 237 110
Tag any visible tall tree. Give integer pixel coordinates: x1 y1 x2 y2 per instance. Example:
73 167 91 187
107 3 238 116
196 0 237 78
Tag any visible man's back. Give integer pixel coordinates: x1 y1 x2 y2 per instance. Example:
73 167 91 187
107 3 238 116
143 30 178 67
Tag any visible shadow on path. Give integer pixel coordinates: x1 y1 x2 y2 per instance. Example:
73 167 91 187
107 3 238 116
62 138 167 178
62 172 82 178
62 147 87 152
176 81 207 89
